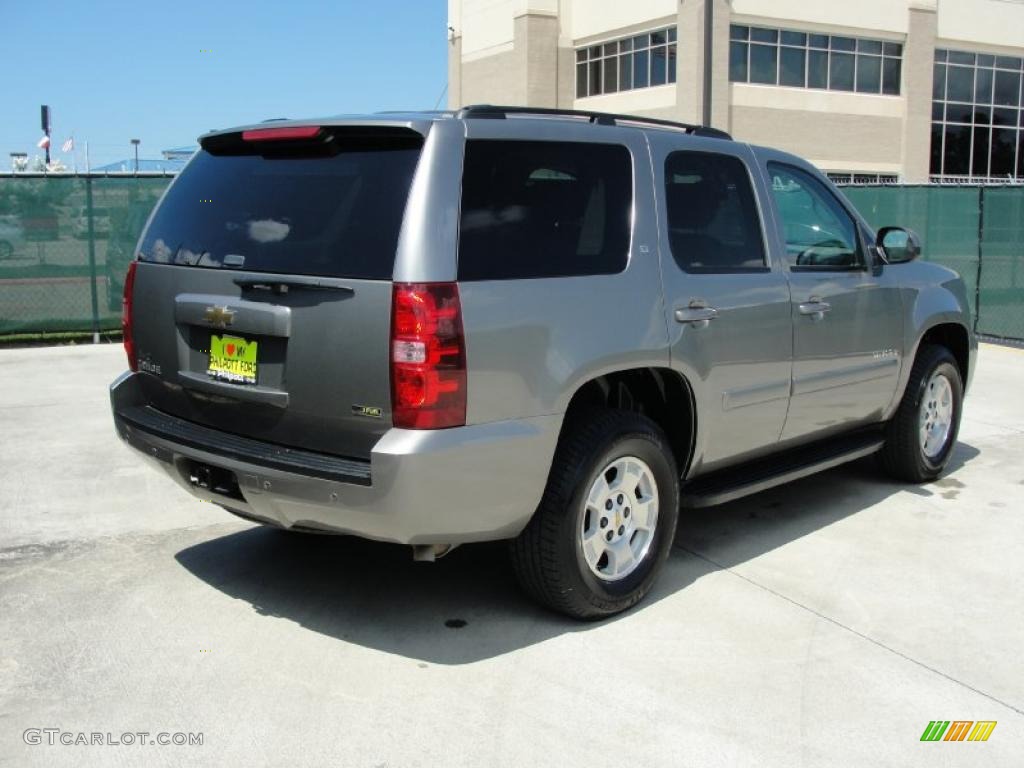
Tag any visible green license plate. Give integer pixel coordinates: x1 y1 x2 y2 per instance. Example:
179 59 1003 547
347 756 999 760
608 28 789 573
207 334 258 384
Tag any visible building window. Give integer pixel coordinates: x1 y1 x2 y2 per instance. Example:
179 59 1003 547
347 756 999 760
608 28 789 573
576 27 677 98
729 25 902 95
930 48 1024 180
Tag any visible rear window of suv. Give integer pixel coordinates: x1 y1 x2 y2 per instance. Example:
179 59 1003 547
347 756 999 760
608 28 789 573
458 140 632 280
137 130 423 280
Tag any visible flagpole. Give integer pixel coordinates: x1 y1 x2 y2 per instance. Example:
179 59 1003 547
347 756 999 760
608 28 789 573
85 141 91 174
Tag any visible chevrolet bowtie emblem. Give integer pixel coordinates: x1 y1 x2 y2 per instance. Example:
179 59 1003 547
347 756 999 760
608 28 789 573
203 306 235 328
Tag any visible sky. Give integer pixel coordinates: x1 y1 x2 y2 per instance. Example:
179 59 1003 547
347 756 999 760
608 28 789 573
0 0 448 169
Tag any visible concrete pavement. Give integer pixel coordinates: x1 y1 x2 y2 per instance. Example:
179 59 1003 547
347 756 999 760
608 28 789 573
1 342 1022 767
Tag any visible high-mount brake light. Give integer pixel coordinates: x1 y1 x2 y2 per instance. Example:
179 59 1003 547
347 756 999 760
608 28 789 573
122 260 138 371
390 283 466 429
241 126 322 142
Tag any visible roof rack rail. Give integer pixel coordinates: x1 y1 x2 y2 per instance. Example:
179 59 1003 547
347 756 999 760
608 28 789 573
456 104 732 140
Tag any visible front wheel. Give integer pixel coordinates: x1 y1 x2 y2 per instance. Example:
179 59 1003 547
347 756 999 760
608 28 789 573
879 344 963 483
511 409 679 620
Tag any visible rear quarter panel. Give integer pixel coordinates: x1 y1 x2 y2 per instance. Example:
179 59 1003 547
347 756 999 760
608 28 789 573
453 121 670 425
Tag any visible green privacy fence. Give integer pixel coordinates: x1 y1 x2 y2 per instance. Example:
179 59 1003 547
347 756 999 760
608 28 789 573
0 176 1022 340
0 174 171 337
841 185 1024 340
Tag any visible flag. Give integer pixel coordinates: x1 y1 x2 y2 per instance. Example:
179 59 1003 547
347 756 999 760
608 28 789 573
61 137 74 153
37 135 50 150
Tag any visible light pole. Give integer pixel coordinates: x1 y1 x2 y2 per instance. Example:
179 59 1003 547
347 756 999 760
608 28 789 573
130 138 140 173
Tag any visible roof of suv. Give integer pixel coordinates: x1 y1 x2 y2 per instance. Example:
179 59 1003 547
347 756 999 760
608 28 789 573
198 105 733 146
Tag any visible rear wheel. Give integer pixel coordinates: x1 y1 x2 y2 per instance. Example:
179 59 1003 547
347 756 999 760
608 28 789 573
511 409 679 620
879 344 963 483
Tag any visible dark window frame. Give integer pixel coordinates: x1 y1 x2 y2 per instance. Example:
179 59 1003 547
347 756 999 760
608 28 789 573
662 150 770 275
457 139 634 282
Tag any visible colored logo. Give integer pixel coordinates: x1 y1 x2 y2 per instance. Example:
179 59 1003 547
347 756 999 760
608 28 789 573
920 721 997 742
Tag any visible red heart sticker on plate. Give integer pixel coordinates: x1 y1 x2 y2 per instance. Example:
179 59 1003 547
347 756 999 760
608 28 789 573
226 343 235 356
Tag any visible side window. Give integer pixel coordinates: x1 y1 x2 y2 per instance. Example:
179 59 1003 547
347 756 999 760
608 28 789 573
663 151 767 272
458 140 632 281
767 163 862 269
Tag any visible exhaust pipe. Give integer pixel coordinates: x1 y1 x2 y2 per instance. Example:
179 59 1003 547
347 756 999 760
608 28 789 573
412 543 457 562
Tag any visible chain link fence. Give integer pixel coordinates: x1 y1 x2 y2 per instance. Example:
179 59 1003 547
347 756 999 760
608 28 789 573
841 184 1024 341
0 176 1022 341
0 174 171 337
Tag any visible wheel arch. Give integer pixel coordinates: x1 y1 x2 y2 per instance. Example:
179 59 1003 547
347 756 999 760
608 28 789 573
560 367 697 480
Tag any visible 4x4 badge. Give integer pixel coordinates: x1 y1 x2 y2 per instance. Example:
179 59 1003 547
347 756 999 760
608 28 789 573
204 306 235 328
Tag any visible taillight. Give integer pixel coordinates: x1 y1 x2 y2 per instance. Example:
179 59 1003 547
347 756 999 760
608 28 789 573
390 283 466 429
122 260 138 371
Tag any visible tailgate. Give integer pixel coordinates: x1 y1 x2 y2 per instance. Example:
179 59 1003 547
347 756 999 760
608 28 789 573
127 126 424 460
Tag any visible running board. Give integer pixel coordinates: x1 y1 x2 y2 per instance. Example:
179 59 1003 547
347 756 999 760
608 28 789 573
681 431 885 508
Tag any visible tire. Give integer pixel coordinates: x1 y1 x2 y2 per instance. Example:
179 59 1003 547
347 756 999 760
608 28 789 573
879 344 963 483
511 409 680 620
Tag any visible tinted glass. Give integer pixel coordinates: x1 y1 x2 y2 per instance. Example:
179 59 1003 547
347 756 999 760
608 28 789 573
994 71 1021 106
991 128 1016 175
882 58 901 95
976 68 994 103
856 55 882 93
767 164 860 269
930 123 943 174
458 141 632 281
780 47 805 87
138 134 422 279
944 124 971 174
808 50 828 88
750 44 777 84
972 125 991 175
947 66 974 102
633 49 649 88
664 152 766 272
730 42 748 81
651 46 668 85
829 52 855 90
933 64 947 99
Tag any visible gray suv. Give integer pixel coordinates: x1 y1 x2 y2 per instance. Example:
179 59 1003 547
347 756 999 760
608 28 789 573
111 105 975 619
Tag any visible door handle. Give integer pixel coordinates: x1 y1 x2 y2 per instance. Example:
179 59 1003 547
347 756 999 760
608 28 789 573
674 306 719 325
798 298 832 318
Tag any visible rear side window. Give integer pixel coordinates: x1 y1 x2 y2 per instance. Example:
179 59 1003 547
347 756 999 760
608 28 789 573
137 131 423 279
664 151 767 272
458 140 632 280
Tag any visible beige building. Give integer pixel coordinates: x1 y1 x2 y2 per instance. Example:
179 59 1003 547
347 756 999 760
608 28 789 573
447 0 1024 183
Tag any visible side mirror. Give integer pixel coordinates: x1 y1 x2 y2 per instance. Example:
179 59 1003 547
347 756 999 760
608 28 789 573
876 226 922 264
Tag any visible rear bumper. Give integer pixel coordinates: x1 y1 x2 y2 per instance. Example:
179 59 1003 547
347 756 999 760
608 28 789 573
110 372 563 545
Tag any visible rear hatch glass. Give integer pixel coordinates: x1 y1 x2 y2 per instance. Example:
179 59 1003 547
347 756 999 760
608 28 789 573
129 126 424 461
138 127 422 278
